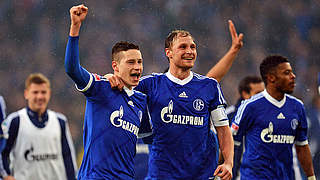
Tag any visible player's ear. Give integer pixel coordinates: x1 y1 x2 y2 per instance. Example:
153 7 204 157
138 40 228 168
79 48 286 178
112 60 119 72
165 48 172 59
268 73 276 84
24 89 29 100
241 91 250 100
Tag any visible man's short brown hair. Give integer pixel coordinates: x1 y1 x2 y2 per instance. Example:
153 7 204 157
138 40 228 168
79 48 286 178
111 41 140 62
165 30 194 49
25 73 51 89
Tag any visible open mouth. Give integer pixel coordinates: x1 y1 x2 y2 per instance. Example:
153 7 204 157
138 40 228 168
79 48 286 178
130 73 141 80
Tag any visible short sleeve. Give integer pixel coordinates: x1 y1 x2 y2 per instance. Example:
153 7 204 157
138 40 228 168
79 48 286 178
295 104 308 146
231 101 252 143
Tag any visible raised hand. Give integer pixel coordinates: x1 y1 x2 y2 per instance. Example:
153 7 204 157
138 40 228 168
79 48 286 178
228 20 244 52
69 4 88 36
70 4 88 26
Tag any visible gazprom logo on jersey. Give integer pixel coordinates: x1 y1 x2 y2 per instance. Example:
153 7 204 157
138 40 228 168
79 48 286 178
110 105 139 137
24 146 58 161
260 122 295 144
161 100 204 126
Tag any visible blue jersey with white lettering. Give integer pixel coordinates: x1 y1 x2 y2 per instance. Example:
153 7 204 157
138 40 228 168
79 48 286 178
77 73 148 180
231 90 308 180
136 72 227 179
65 36 149 179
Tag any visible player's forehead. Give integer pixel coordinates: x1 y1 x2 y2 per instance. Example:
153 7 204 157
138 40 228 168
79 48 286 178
172 35 196 47
27 83 50 91
118 49 142 62
276 62 292 72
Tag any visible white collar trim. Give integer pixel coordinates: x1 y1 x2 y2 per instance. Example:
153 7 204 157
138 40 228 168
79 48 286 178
124 86 134 97
263 89 286 108
165 70 193 86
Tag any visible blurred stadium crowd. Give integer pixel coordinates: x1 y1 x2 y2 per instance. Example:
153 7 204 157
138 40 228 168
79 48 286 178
0 0 319 176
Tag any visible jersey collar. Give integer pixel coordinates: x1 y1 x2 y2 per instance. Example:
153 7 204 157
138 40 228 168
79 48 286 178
26 106 49 128
124 86 134 97
262 89 286 108
165 70 193 86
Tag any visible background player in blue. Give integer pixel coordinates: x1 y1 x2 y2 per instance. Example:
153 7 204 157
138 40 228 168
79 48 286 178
225 76 264 180
1 73 77 180
231 55 316 180
0 96 6 151
65 5 150 179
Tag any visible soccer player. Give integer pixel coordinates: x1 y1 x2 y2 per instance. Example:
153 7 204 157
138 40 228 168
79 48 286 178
0 73 77 180
225 76 264 180
110 23 244 179
231 55 316 180
140 30 235 180
65 5 150 179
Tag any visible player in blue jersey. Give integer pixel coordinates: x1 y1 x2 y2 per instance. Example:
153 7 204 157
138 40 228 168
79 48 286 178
0 96 5 124
65 5 151 179
1 73 77 180
109 23 244 179
225 76 264 180
231 55 316 180
0 96 6 151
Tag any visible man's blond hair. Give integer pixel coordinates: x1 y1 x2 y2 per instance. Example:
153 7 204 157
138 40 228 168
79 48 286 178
25 73 51 89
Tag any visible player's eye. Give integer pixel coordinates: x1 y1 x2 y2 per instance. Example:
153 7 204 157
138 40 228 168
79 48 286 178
180 45 186 49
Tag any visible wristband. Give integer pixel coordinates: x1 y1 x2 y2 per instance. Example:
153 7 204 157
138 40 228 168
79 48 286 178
308 175 316 180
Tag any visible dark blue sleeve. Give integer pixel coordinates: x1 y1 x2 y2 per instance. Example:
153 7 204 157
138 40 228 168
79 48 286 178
65 36 91 89
135 76 153 96
2 117 20 175
139 110 153 144
58 118 76 180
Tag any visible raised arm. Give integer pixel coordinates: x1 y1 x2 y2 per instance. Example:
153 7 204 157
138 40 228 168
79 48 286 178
65 4 91 89
206 20 244 82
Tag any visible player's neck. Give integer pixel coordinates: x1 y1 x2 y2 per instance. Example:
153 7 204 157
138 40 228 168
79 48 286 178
169 67 191 80
266 87 284 101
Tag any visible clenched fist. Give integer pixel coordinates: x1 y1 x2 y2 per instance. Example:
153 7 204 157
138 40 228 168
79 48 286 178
70 4 88 26
69 4 88 36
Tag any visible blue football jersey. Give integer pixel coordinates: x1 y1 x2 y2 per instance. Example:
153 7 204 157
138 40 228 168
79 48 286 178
77 73 148 180
231 90 308 180
136 71 228 179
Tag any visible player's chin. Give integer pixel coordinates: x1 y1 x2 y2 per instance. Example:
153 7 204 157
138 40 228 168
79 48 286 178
284 88 294 94
128 80 139 87
181 63 194 69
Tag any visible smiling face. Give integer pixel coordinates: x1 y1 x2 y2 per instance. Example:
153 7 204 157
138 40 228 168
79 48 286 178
112 49 143 89
24 83 51 115
165 34 197 71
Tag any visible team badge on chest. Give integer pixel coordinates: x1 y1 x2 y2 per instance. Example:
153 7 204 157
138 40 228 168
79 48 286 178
193 99 204 111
